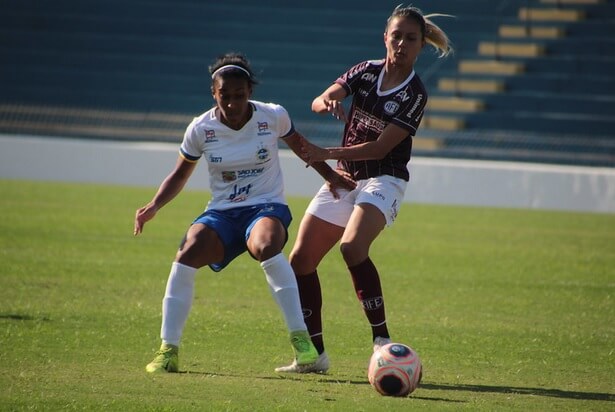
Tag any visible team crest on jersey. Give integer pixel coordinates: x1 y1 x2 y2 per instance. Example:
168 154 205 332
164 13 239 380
257 122 271 136
205 129 218 142
222 171 237 182
255 144 270 163
383 100 400 115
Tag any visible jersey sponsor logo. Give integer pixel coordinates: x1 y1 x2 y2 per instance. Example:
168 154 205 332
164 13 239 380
406 94 424 119
222 167 264 182
383 101 400 115
228 183 252 202
222 171 237 182
354 108 386 134
209 154 222 163
361 72 378 83
205 129 218 142
236 167 264 178
372 191 386 201
358 88 369 97
395 90 412 102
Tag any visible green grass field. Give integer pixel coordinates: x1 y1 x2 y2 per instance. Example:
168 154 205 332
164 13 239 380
1 179 613 411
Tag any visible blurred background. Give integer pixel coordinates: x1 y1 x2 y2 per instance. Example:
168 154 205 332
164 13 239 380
1 0 614 167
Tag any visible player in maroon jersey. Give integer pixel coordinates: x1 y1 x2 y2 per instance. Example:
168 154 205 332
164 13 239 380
276 5 453 373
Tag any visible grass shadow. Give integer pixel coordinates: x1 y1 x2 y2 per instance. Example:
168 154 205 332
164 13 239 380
180 370 614 402
420 382 615 402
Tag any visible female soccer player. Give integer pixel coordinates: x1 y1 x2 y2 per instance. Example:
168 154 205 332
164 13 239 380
135 52 354 373
276 5 453 373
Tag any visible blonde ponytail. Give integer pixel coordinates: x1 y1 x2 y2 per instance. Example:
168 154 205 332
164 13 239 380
424 14 454 58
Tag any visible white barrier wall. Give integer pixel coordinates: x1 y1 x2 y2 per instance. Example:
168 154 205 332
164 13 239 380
1 134 614 213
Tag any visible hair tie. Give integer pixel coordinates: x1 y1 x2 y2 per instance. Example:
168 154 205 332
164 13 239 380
211 64 251 79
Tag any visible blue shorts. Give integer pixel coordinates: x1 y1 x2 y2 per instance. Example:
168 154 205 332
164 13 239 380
192 203 292 272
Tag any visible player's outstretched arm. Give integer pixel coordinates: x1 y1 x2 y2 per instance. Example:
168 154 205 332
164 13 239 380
283 131 355 199
133 156 196 235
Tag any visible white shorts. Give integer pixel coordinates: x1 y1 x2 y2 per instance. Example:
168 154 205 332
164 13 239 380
306 175 407 227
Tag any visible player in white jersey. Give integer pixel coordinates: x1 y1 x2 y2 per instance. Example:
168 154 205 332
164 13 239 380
180 100 289 212
134 52 355 374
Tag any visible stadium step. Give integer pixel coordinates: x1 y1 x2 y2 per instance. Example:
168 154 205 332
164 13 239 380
427 97 484 113
498 25 566 39
518 7 586 21
458 60 526 75
438 78 505 94
422 115 465 131
478 42 546 57
412 136 445 151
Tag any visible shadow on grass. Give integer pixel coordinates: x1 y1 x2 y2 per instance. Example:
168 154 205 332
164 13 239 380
420 383 615 402
180 370 614 403
181 370 465 403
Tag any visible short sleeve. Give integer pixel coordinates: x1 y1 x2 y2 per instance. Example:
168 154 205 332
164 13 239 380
391 90 427 135
273 104 295 138
335 60 375 96
179 119 202 162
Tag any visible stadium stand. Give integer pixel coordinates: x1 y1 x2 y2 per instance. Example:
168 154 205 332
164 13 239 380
0 0 613 166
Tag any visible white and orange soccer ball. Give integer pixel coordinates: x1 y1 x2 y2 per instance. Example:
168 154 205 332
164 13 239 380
367 343 422 397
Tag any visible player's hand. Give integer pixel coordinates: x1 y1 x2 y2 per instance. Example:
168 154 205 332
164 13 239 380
326 169 356 199
300 140 330 166
324 99 348 123
134 203 158 236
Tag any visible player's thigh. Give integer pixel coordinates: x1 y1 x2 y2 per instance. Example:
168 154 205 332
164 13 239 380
176 223 224 268
290 213 344 274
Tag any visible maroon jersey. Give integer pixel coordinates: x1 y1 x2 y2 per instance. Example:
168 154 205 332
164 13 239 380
335 59 427 181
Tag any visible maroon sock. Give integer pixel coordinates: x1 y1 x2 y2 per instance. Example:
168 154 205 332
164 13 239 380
348 258 390 341
296 271 325 354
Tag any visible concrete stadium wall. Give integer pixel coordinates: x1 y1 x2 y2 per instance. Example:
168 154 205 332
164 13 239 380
1 134 614 213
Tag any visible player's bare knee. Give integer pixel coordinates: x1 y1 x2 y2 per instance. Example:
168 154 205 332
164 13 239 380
289 249 313 274
252 242 281 262
340 241 365 267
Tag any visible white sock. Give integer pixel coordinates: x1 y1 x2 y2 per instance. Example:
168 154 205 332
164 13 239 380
261 253 307 333
160 262 197 346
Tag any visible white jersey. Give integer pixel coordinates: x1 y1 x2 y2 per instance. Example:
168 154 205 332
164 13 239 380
180 100 293 211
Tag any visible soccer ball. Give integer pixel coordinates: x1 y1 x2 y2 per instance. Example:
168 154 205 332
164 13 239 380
368 343 422 397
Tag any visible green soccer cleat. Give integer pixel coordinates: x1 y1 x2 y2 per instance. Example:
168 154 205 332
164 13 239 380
145 343 179 373
289 330 319 366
